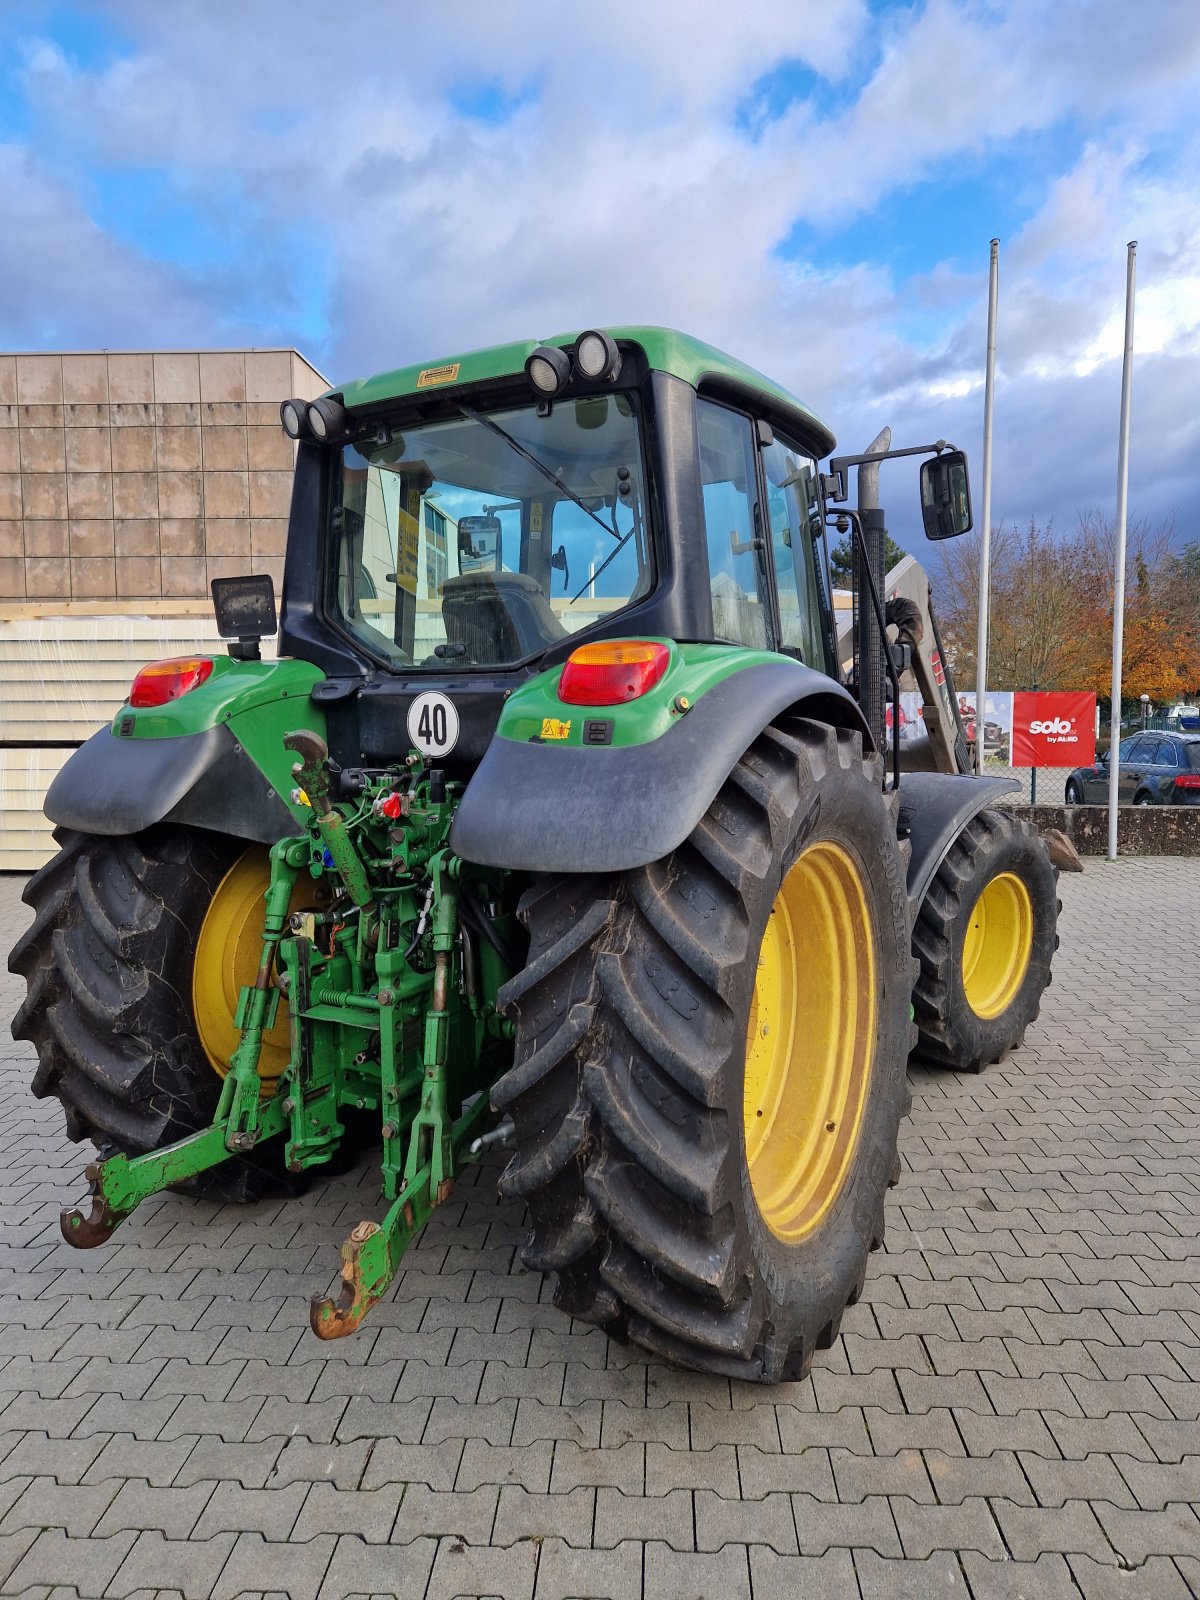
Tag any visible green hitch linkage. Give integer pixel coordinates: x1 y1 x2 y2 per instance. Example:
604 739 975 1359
309 852 483 1338
284 728 376 913
308 1090 492 1339
60 838 303 1249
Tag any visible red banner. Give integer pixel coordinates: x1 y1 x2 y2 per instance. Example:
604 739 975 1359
1011 691 1096 768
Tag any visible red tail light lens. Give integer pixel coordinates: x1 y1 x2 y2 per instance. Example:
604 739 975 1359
558 640 670 706
1174 773 1200 790
129 657 214 708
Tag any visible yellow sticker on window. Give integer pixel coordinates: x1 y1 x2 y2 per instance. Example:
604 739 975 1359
540 717 572 741
530 502 543 535
417 363 460 388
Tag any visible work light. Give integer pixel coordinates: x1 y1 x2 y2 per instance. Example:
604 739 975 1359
525 345 571 396
306 397 349 442
279 398 307 439
574 329 622 383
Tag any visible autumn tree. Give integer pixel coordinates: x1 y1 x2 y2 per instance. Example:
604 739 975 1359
1070 513 1200 700
929 514 1200 701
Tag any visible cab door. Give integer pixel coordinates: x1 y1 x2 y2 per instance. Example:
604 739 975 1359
695 398 837 674
759 432 838 675
696 399 773 649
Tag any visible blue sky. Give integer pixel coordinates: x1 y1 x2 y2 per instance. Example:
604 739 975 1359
2 0 1198 548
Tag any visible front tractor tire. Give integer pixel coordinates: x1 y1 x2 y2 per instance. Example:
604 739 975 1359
911 809 1058 1074
9 825 301 1201
494 720 914 1383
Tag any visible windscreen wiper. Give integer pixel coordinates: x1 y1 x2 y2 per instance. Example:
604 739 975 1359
458 404 619 541
569 524 635 605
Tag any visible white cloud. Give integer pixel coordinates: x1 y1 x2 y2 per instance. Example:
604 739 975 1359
2 0 1198 540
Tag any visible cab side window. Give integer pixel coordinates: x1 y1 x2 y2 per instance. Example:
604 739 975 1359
697 399 769 649
761 435 826 669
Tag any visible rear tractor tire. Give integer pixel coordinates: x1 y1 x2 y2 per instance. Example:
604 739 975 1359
9 824 308 1201
494 719 914 1383
911 808 1058 1074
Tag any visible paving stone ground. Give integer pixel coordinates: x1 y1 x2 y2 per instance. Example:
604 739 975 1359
0 856 1197 1599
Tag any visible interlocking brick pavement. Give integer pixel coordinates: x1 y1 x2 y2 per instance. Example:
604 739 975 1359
0 855 1198 1598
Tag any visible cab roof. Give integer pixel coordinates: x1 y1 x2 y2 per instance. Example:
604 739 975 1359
333 326 836 457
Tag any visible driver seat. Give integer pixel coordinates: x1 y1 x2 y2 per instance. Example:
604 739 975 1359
442 571 568 662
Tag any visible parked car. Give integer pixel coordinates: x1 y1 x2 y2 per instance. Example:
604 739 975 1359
1065 731 1200 805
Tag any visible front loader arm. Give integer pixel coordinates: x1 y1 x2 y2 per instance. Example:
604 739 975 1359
884 554 971 775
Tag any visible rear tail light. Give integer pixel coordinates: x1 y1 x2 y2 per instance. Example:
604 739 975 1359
1174 773 1200 790
129 657 214 708
558 640 670 706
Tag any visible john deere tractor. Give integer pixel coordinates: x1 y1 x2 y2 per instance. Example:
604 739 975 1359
10 329 1057 1381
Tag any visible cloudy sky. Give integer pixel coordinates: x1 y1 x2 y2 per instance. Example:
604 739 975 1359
2 0 1198 547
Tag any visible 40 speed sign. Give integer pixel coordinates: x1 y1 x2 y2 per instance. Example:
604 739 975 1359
407 691 460 758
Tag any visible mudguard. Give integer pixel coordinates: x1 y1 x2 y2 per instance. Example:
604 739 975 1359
897 772 1021 914
42 657 324 846
450 659 871 873
44 724 297 845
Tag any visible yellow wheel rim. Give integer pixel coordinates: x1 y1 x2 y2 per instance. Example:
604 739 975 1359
192 849 295 1086
743 841 876 1244
961 871 1034 1020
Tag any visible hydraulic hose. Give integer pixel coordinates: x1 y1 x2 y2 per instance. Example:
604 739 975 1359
458 882 526 972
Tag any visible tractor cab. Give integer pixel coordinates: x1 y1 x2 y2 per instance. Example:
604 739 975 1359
276 328 845 774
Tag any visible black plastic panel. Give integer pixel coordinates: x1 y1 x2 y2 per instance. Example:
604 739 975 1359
44 725 295 845
897 772 1021 911
450 660 869 873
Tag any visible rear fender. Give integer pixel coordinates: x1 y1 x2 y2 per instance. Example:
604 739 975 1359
43 657 324 845
450 653 871 874
897 772 1021 915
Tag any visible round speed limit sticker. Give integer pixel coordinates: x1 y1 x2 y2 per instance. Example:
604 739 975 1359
407 691 460 758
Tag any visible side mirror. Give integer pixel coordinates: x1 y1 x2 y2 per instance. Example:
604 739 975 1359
920 450 972 540
550 544 570 592
458 515 503 573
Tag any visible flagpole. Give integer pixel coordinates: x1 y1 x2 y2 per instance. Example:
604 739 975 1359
1107 240 1137 860
975 239 999 774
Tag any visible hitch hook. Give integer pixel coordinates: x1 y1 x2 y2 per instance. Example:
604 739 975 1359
60 1166 120 1248
309 1219 385 1339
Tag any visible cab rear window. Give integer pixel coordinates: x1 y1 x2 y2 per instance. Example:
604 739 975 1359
328 396 651 669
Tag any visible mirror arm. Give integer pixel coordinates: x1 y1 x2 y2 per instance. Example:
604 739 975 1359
825 440 958 503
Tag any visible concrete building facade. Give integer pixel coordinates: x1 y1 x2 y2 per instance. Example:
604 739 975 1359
0 348 326 604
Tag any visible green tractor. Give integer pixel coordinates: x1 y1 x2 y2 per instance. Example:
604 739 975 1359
9 329 1058 1381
